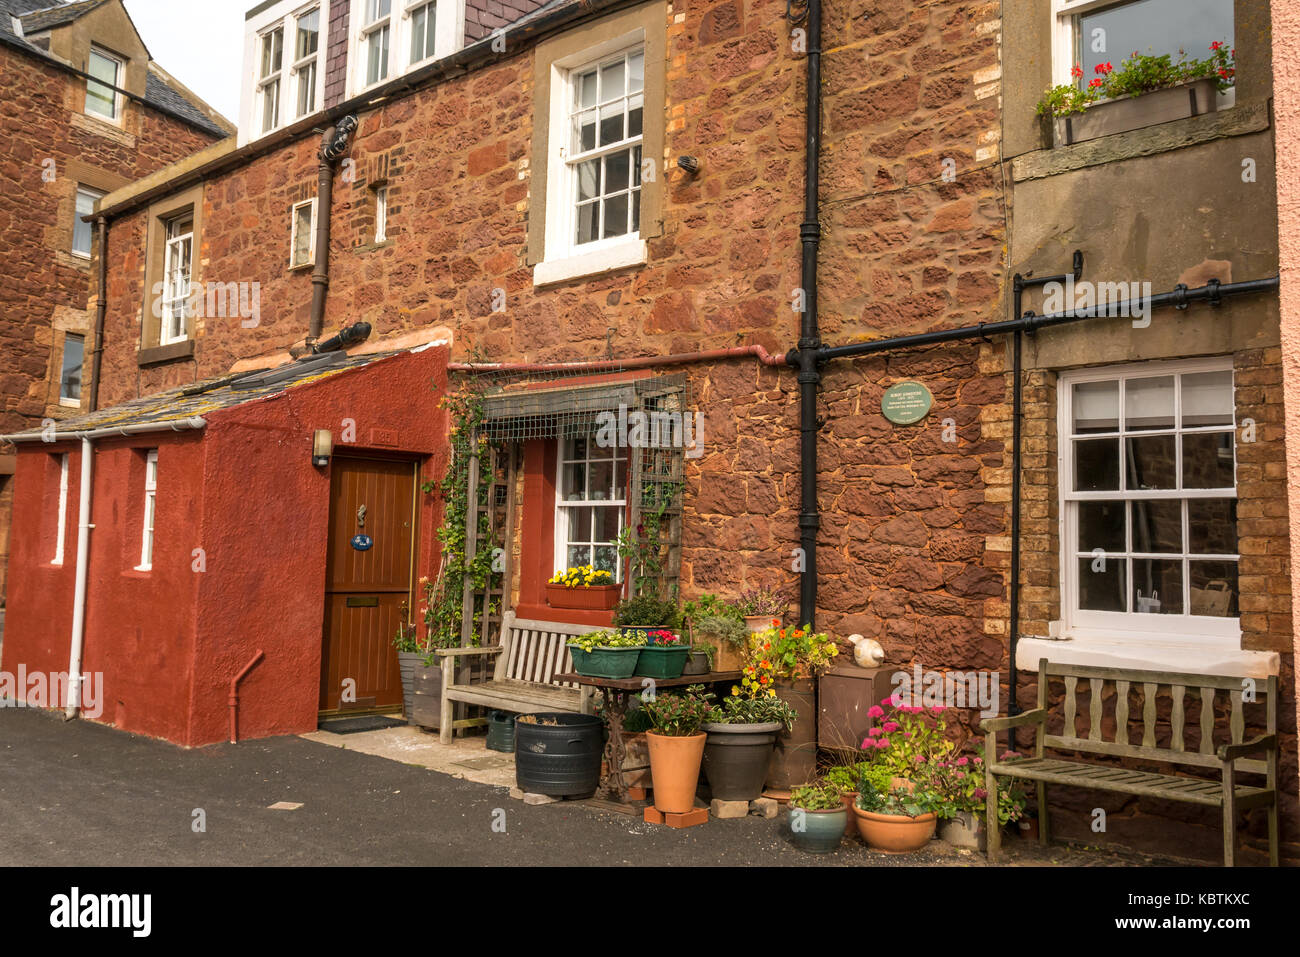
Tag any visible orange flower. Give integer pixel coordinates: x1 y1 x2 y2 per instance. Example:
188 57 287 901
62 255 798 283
759 675 769 685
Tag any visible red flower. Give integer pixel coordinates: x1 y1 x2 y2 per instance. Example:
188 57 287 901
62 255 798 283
1094 61 1113 75
1210 41 1223 52
1070 64 1083 79
1089 78 1103 88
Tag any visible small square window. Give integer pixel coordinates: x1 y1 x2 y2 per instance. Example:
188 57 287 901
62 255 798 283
290 199 316 267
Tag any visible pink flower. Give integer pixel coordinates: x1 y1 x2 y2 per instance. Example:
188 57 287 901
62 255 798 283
955 771 965 779
880 695 894 707
878 737 890 749
867 727 882 737
861 737 872 749
867 705 885 719
902 731 912 738
882 721 899 733
974 787 987 800
913 754 924 763
955 757 968 766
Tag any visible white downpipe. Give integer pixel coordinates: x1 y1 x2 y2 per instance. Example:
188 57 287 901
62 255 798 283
65 436 94 719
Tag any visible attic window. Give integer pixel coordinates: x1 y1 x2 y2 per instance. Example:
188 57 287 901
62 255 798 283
86 47 121 121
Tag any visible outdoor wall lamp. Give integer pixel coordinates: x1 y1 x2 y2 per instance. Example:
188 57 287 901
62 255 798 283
312 429 333 467
677 155 700 175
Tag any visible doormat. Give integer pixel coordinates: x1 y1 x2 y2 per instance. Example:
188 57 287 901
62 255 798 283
318 715 407 735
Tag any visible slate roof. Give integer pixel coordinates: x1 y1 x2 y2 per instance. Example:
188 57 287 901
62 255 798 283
0 0 230 137
1 351 401 441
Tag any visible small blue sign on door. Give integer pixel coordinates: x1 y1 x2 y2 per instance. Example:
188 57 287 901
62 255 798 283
350 534 374 552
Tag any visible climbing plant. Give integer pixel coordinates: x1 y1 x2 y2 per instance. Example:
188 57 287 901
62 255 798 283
421 381 501 649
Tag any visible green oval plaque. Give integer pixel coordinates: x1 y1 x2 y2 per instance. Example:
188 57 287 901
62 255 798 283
881 381 933 425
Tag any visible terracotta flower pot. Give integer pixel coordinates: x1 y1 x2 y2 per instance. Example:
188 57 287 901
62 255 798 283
645 731 707 814
853 805 937 854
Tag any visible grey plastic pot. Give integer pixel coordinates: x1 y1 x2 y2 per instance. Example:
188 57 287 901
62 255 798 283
700 721 783 802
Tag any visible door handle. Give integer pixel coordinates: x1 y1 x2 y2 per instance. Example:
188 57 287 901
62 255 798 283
357 504 367 528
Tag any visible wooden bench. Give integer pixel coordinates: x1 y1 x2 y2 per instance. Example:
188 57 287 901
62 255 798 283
982 661 1278 867
436 611 600 744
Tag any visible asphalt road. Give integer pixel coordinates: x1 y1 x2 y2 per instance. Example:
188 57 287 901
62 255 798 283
0 706 1175 867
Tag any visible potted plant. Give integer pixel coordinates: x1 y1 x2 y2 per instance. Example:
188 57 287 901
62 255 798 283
853 775 948 854
392 599 443 729
641 686 715 814
734 585 787 633
929 747 989 850
1036 44 1234 147
567 629 647 679
635 629 692 680
684 594 748 672
788 780 848 854
612 593 681 642
681 641 714 676
739 622 838 792
700 694 796 802
859 694 955 786
545 565 620 611
825 760 882 838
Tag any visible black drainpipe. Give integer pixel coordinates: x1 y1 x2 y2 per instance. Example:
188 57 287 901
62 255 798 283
309 115 359 347
90 216 109 412
787 0 824 629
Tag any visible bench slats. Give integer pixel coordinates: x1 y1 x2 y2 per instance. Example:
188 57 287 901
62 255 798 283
1043 734 1269 776
1089 680 1102 742
1171 685 1185 752
1200 687 1215 755
987 757 1271 807
1064 676 1077 737
1230 690 1244 744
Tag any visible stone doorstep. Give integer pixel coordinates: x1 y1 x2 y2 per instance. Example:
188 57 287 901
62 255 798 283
301 724 516 789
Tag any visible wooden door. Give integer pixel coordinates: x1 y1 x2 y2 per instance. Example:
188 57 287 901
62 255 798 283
320 457 417 713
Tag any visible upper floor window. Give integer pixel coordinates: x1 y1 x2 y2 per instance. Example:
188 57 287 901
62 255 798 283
363 0 393 87
259 26 285 133
72 186 104 258
568 48 644 249
85 47 122 121
1061 359 1238 643
60 334 85 407
294 8 321 118
160 212 194 346
409 0 437 65
1052 0 1234 88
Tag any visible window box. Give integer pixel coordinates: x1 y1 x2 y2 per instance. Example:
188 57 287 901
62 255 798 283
545 582 621 611
1053 77 1219 147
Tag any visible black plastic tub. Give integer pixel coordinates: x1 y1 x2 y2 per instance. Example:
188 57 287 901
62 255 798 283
513 713 603 798
486 710 516 753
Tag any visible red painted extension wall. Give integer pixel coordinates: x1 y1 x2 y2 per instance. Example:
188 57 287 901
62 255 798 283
2 345 448 746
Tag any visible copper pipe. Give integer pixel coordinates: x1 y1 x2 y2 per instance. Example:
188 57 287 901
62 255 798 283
229 650 265 744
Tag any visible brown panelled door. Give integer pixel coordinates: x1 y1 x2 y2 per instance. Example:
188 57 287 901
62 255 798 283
320 457 417 713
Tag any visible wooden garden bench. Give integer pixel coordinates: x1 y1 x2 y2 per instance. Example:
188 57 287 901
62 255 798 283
437 611 599 743
982 661 1278 867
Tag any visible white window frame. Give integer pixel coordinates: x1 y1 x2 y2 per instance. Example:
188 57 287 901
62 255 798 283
53 453 69 565
359 0 394 90
536 33 648 287
347 0 462 98
292 5 322 120
136 450 158 572
85 46 122 122
59 333 85 407
1050 0 1236 107
290 198 317 268
72 186 104 258
257 24 285 133
1057 357 1240 648
159 212 194 346
552 434 628 582
374 185 388 243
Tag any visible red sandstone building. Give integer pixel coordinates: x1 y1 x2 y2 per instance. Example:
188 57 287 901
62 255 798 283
1 0 1294 864
0 0 232 602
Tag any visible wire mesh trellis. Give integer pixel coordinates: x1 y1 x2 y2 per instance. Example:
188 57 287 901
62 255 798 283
447 365 693 628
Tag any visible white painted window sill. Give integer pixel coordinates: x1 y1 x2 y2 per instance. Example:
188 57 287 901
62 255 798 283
1016 635 1281 679
58 398 81 408
533 239 647 287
